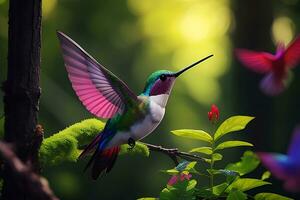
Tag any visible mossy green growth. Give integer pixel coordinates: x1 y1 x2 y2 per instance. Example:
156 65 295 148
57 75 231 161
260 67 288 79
120 143 149 157
39 118 149 166
39 118 104 166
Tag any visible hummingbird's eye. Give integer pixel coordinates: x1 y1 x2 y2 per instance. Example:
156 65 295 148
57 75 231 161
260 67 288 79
160 74 167 81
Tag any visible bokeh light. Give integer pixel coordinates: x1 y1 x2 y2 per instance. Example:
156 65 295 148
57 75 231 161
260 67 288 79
128 0 232 105
42 0 57 19
272 16 295 46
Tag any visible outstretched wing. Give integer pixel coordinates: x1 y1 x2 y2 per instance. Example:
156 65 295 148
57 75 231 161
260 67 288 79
284 35 300 68
257 152 300 192
257 153 293 180
287 126 300 162
235 49 274 73
57 31 138 118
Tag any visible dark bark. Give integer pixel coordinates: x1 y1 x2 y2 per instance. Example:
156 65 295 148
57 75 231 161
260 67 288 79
0 141 58 200
2 0 43 199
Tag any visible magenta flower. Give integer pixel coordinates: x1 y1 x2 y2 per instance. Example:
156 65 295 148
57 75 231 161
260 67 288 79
167 173 192 186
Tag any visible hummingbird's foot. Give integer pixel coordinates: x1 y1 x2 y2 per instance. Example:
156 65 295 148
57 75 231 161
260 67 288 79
127 137 136 151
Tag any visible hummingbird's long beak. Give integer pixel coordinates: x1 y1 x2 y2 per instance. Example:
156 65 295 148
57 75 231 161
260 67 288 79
173 54 213 77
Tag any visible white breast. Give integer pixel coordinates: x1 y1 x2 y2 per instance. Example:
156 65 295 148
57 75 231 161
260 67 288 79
106 94 169 148
130 94 167 140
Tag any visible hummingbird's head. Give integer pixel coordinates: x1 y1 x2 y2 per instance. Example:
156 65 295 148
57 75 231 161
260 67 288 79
142 55 213 97
143 70 176 96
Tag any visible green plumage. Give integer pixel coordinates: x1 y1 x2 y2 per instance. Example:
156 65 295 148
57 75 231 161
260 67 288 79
107 95 150 132
143 70 173 95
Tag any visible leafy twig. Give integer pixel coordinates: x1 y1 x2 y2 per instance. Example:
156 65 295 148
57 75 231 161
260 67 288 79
142 142 205 166
0 141 59 200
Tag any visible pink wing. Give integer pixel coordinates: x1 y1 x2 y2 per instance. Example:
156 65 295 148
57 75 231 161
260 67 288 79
235 49 274 73
57 31 138 118
284 35 300 68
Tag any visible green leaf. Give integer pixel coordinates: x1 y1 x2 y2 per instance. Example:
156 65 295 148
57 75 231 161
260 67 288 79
185 161 197 171
254 193 293 200
203 158 212 164
171 129 212 143
261 171 271 181
212 183 229 196
209 169 239 183
163 179 197 200
215 141 253 151
189 147 212 155
137 198 158 200
161 169 179 175
214 116 254 141
120 142 149 157
186 179 197 191
204 154 223 164
213 153 223 161
162 161 198 175
227 189 247 200
160 188 176 200
226 151 260 176
227 178 271 192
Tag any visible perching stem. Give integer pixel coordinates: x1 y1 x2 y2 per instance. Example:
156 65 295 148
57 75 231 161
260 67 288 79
209 122 217 191
142 142 206 166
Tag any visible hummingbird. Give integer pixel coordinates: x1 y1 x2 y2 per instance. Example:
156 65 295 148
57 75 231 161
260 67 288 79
257 127 300 192
57 31 213 179
235 35 300 96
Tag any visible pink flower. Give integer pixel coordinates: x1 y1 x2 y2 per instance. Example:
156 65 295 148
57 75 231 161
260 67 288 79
167 175 178 186
167 173 192 186
208 104 219 123
179 173 192 181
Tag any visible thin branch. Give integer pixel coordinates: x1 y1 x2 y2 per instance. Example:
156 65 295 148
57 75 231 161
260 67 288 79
0 141 59 200
142 143 206 166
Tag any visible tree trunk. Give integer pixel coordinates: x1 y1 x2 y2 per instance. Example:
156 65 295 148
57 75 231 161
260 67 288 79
2 0 42 199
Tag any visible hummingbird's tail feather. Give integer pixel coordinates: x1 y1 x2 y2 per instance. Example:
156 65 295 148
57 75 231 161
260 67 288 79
83 147 99 173
79 134 102 159
260 73 286 96
91 146 120 180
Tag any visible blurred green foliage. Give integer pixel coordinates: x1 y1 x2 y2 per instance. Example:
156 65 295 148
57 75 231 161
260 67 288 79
1 0 300 199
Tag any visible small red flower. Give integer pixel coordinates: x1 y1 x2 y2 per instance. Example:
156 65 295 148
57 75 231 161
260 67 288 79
208 104 219 123
167 173 192 186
